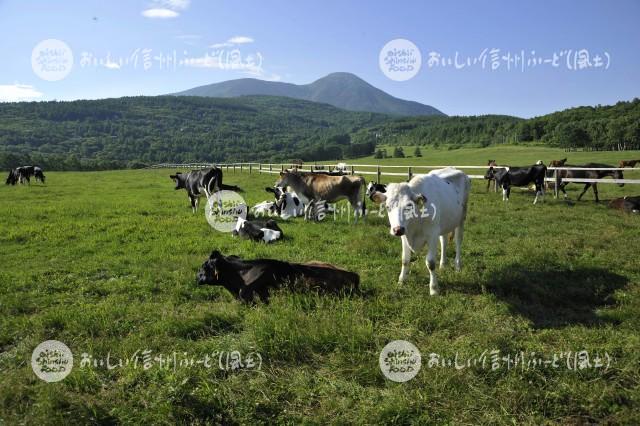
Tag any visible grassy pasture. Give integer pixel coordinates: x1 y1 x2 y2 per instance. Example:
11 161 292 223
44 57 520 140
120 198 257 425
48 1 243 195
1 146 639 424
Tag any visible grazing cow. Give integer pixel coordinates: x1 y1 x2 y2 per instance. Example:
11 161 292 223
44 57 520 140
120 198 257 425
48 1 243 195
196 250 360 302
619 159 640 168
375 168 470 296
275 171 365 222
548 158 567 167
554 163 624 202
233 217 283 243
608 196 640 214
170 167 240 213
485 164 547 204
366 181 387 203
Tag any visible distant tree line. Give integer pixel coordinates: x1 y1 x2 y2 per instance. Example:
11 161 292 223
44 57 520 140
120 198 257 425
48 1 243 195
1 96 638 171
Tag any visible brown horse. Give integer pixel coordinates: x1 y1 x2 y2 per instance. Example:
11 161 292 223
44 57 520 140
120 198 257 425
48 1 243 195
619 159 640 168
548 158 567 167
555 163 624 202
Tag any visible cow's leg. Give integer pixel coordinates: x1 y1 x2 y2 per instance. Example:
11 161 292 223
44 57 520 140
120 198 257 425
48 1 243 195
426 235 439 295
577 183 591 201
533 182 544 204
398 236 411 285
454 226 464 272
502 185 510 201
191 195 197 213
592 183 599 203
439 235 447 269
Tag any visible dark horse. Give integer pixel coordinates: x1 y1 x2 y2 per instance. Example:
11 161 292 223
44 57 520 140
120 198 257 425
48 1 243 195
554 163 624 202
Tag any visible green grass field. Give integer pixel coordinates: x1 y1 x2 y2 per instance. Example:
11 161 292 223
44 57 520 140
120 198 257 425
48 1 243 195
1 146 639 424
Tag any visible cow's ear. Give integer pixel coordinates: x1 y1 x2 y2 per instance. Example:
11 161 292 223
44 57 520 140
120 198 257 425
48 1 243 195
412 193 426 207
209 250 222 260
170 175 177 180
265 187 275 193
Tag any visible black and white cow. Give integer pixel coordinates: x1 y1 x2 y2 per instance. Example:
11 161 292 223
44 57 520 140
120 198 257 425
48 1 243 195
170 167 240 213
233 217 283 243
5 166 45 185
366 181 387 203
485 164 547 204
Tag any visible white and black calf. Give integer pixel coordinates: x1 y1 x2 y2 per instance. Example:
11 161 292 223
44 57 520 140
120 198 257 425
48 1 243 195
485 164 547 204
377 168 470 296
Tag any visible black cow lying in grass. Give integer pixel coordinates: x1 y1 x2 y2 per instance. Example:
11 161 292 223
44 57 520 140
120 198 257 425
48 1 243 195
608 196 640 214
233 217 283 243
196 250 360 302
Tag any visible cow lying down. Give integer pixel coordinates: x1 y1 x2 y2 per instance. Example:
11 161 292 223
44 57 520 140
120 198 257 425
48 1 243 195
608 196 640 214
233 217 283 243
196 250 360 302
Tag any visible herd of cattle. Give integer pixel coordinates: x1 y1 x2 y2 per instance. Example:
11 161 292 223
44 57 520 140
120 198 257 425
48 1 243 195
172 158 639 302
3 159 636 303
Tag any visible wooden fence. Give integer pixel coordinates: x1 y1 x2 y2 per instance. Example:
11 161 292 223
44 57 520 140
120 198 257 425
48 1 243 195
149 162 640 186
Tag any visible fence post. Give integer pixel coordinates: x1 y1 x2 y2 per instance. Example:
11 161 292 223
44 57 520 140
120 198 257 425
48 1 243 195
281 164 284 172
377 165 381 183
233 164 236 173
408 167 412 181
259 163 262 174
269 164 272 173
249 164 252 174
553 168 558 198
351 165 355 175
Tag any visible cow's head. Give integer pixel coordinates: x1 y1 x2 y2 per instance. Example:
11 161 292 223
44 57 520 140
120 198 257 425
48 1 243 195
170 172 186 190
366 182 387 202
196 250 226 286
484 166 496 181
379 183 426 237
5 169 16 185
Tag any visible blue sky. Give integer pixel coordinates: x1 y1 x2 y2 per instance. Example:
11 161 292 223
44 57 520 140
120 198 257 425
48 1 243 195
0 0 638 117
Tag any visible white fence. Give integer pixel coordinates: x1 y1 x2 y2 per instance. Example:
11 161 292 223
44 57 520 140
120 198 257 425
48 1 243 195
150 162 640 185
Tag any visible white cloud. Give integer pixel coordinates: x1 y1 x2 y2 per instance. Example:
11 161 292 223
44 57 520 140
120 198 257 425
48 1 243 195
142 8 179 18
104 61 120 70
0 84 43 102
142 0 189 18
228 36 254 44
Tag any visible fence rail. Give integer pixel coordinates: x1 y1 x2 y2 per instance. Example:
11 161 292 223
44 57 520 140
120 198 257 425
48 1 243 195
150 162 640 185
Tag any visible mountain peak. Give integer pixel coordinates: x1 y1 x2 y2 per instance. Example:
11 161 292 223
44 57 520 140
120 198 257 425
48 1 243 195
173 72 444 117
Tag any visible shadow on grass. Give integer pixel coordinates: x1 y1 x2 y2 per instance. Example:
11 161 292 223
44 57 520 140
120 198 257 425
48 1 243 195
453 262 628 329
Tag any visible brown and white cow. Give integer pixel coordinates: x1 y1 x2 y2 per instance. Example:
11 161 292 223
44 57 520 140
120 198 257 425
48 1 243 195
275 171 366 222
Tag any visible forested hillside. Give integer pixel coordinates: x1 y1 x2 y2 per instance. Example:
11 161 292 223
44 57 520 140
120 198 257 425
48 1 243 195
1 96 638 170
365 98 640 150
0 96 385 170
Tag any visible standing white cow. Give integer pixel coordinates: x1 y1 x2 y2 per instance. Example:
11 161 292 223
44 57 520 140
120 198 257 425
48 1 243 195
377 168 470 295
